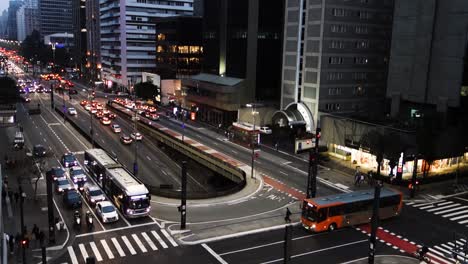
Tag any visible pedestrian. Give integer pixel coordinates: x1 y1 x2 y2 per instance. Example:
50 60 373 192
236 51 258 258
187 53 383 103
285 207 292 223
8 233 15 254
32 224 39 246
14 192 19 204
8 190 13 203
38 230 45 247
275 142 279 151
354 172 360 186
359 174 365 186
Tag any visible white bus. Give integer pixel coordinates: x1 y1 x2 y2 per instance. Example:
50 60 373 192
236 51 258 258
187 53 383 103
104 167 151 218
84 148 120 184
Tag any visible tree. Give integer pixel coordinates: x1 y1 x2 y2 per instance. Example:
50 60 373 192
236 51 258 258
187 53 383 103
20 30 50 63
134 81 160 100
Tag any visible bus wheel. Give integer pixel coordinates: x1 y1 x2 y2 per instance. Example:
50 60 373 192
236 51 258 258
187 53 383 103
328 223 337 232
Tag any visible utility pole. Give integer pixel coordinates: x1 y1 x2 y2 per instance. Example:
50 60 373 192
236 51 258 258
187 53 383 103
0 164 6 264
283 225 292 264
89 90 95 148
50 84 54 109
410 155 418 198
368 181 382 264
133 91 138 176
45 170 55 244
19 184 26 264
179 161 187 229
307 127 321 198
251 109 257 180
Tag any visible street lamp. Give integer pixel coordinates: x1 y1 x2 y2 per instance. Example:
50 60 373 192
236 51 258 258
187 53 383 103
246 104 259 180
88 90 95 147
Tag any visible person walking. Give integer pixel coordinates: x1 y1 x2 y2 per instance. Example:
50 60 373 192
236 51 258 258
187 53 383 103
8 233 15 254
38 230 45 247
32 224 39 247
285 207 292 223
354 172 361 186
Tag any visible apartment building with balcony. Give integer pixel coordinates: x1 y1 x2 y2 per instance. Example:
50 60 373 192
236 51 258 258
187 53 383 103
100 0 193 90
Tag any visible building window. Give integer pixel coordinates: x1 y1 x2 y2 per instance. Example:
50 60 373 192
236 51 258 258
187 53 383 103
352 72 367 81
157 33 165 41
332 8 345 17
330 40 345 49
331 24 347 33
328 87 342 95
354 57 368 65
353 86 366 95
327 72 343 81
355 40 369 49
359 11 372 19
355 26 368 34
329 57 344 64
325 103 341 111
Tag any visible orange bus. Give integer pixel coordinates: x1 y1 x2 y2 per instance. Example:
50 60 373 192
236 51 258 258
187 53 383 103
301 187 403 232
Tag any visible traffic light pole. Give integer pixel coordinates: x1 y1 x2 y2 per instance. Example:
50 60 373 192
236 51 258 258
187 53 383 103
50 84 54 109
410 155 418 198
283 225 292 263
368 182 382 264
306 127 320 198
179 161 187 229
19 184 26 264
46 170 55 244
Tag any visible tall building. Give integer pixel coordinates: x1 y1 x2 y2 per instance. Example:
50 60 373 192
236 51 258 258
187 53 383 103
86 0 101 82
7 0 23 40
0 10 9 38
16 0 39 41
100 0 194 91
182 0 284 126
278 0 394 132
387 0 468 120
39 0 73 36
72 0 87 72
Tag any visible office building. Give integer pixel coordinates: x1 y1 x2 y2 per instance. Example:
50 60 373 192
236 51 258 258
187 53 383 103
100 0 194 91
182 0 284 126
277 0 394 132
39 0 73 36
16 0 39 41
86 0 101 82
72 0 87 72
7 0 23 40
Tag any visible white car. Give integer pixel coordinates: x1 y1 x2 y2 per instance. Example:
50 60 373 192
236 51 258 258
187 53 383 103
101 117 111 125
130 132 143 141
111 123 121 133
68 107 77 115
84 104 92 111
96 201 119 223
259 126 272 134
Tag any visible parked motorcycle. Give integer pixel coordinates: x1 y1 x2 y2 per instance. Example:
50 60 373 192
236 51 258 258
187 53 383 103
86 211 93 230
74 211 82 230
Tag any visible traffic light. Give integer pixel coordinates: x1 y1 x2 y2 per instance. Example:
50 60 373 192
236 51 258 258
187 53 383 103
316 128 321 139
309 152 316 162
21 238 29 248
254 152 259 159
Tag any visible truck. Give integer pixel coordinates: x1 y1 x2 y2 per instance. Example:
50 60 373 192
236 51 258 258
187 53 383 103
13 131 24 149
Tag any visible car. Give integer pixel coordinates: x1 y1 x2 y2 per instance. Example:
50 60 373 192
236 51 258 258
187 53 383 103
106 113 116 119
148 113 159 121
61 153 78 168
90 108 98 114
130 132 143 141
63 189 82 209
33 144 47 157
36 86 44 93
259 126 272 134
55 178 73 193
148 106 157 113
120 134 132 144
101 117 111 125
80 100 88 107
47 167 65 181
69 89 78 94
96 103 103 110
21 96 30 102
95 111 103 119
84 104 92 111
68 107 77 115
111 123 121 133
83 185 105 206
95 201 119 223
69 166 87 184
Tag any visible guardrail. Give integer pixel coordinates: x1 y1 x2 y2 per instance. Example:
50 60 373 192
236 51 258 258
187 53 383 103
107 102 247 185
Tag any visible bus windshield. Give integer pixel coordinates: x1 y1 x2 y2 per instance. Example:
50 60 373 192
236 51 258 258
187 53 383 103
302 206 317 222
128 198 150 209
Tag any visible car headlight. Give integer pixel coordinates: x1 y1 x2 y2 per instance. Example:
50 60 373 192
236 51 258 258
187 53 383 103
311 224 316 229
126 209 132 214
146 207 150 212
91 199 95 203
58 188 63 192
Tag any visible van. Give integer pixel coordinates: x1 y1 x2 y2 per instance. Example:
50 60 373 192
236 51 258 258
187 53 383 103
13 131 24 149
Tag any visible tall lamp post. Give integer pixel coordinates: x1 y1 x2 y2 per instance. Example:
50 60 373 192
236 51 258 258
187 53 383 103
246 104 259 180
88 90 95 147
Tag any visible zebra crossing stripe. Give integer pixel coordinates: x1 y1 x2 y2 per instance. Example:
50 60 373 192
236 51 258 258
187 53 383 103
132 234 148 253
433 245 453 256
413 201 441 208
151 230 168 248
100 239 114 259
67 246 79 264
420 201 453 210
450 214 468 221
161 229 178 247
141 232 158 251
445 209 468 218
78 244 89 263
458 219 468 224
122 236 137 255
435 206 468 215
90 242 103 261
111 237 126 257
427 203 460 212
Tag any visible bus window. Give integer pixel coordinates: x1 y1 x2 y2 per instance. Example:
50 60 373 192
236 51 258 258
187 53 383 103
302 206 317 222
317 208 327 223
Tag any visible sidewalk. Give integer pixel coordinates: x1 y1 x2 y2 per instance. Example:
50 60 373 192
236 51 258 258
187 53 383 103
1 119 67 263
343 255 419 264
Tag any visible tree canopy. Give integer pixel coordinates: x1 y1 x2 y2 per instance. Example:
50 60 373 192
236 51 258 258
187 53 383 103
134 81 160 100
19 30 69 67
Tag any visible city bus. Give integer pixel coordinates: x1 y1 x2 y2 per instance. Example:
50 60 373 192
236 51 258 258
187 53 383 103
228 122 260 149
84 148 120 184
301 187 403 232
103 167 151 218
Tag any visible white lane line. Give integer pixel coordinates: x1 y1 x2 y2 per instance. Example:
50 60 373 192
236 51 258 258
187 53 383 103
161 229 178 247
279 171 288 175
146 156 151 161
100 239 114 259
121 235 137 255
43 138 47 142
450 214 468 221
67 246 79 264
413 201 442 208
433 245 453 256
426 203 460 212
202 243 228 264
141 232 158 251
132 234 148 253
111 237 126 257
445 209 468 218
89 242 103 261
435 206 468 215
78 244 89 263
458 219 468 224
231 150 238 154
151 230 168 249
420 201 453 210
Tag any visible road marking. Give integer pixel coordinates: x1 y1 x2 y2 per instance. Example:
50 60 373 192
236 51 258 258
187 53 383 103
435 206 468 215
444 209 468 218
282 161 292 165
231 150 238 154
89 242 103 261
75 221 158 238
202 243 228 264
78 244 88 262
259 240 368 264
121 236 137 255
161 229 178 247
426 203 460 212
162 170 168 176
146 156 151 161
67 246 79 264
279 171 287 175
100 239 114 259
132 234 147 253
450 214 468 221
151 230 168 249
141 232 158 251
111 237 126 257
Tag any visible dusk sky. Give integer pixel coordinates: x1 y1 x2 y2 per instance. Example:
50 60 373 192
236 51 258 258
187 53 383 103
0 2 8 14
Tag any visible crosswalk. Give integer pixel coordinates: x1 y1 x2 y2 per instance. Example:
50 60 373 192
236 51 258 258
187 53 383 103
407 199 468 226
67 229 178 263
427 238 468 264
